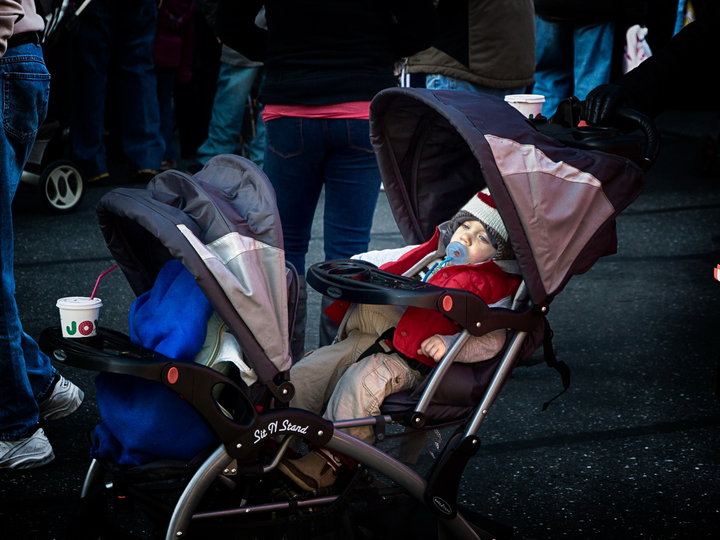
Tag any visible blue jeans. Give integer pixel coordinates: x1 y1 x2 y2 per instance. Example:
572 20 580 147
262 117 382 275
197 63 265 167
425 74 526 98
155 66 178 162
0 43 55 439
69 0 164 177
533 16 615 117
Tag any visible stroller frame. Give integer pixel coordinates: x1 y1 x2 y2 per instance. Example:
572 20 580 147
40 88 657 539
45 259 540 539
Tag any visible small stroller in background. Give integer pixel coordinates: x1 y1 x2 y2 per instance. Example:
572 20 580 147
40 88 658 539
21 0 91 213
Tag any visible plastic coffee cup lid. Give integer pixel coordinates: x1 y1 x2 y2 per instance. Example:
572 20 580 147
504 94 546 103
56 296 103 309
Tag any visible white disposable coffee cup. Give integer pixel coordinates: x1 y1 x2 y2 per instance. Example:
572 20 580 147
56 296 103 338
504 94 546 119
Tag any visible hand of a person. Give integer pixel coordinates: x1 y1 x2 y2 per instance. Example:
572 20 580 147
418 335 448 362
582 84 631 125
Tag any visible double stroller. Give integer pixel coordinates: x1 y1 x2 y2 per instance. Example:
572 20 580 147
39 88 657 539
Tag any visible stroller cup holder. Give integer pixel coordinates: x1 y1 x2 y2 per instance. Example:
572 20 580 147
39 327 334 462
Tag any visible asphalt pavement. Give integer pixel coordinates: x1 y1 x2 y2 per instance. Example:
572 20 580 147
1 109 719 539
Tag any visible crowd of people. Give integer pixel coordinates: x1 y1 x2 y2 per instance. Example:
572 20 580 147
2 0 716 473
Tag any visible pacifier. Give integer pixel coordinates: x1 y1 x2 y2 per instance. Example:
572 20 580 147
445 241 469 265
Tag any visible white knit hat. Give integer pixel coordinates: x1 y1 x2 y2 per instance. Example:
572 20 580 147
457 190 507 244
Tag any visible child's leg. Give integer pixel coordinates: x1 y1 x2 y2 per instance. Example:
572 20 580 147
279 354 422 491
324 353 424 443
289 329 377 414
348 303 404 337
289 303 403 414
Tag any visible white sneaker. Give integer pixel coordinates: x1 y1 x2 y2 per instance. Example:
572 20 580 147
39 374 84 421
0 427 55 470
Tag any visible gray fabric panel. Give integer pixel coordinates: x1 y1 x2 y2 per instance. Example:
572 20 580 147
96 154 289 383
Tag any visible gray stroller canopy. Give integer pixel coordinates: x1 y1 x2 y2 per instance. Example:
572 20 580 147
96 155 292 385
370 88 646 306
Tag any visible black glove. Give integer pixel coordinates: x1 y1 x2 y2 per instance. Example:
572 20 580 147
582 84 631 125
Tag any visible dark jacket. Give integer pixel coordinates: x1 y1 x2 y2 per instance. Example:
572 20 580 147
215 0 436 105
619 0 720 116
407 0 535 90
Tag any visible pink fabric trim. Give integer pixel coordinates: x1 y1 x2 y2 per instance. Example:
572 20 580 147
262 101 371 122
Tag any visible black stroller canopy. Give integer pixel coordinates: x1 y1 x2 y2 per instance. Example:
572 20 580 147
370 88 646 306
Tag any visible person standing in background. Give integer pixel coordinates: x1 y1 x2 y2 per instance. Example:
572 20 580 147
68 0 165 184
153 0 196 171
192 44 266 170
532 0 620 118
215 0 436 359
583 0 719 123
407 0 536 98
1 0 84 470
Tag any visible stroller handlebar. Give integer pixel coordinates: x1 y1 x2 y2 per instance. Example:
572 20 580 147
614 106 660 169
542 97 660 170
307 260 542 334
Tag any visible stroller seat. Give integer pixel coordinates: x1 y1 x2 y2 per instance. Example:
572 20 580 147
307 259 541 431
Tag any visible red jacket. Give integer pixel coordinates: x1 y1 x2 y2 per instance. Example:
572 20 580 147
327 229 521 366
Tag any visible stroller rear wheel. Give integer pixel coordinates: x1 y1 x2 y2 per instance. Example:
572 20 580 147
38 159 85 213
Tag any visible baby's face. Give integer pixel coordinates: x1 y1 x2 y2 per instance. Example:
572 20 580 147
450 220 497 264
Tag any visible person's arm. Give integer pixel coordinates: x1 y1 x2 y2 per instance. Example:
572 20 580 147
0 0 24 57
418 329 506 363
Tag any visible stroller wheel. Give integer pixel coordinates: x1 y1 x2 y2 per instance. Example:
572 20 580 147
38 159 85 213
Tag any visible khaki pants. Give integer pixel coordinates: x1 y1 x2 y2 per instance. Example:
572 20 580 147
289 303 404 415
324 351 424 443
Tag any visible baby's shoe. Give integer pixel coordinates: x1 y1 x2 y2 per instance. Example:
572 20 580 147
277 448 342 491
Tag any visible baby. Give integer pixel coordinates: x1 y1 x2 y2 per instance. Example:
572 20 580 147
280 191 520 491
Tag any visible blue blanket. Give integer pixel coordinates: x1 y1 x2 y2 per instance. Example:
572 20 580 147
91 260 217 465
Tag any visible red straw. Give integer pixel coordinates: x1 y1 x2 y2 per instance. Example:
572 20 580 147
90 264 118 299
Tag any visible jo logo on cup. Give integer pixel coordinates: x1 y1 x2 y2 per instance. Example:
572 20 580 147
56 297 103 338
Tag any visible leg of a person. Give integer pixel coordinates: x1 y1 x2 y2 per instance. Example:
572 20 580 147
292 302 403 409
247 110 266 168
318 119 381 346
69 0 113 178
196 64 259 165
116 0 165 172
0 43 54 438
425 74 525 98
533 16 573 117
173 12 221 159
322 119 382 262
572 21 615 102
263 117 325 275
264 117 324 357
155 67 177 162
324 353 422 443
289 329 378 414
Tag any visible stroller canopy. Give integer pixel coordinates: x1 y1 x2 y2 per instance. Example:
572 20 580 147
96 155 292 383
370 88 646 306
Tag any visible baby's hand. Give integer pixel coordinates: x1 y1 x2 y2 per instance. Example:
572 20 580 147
418 335 448 362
